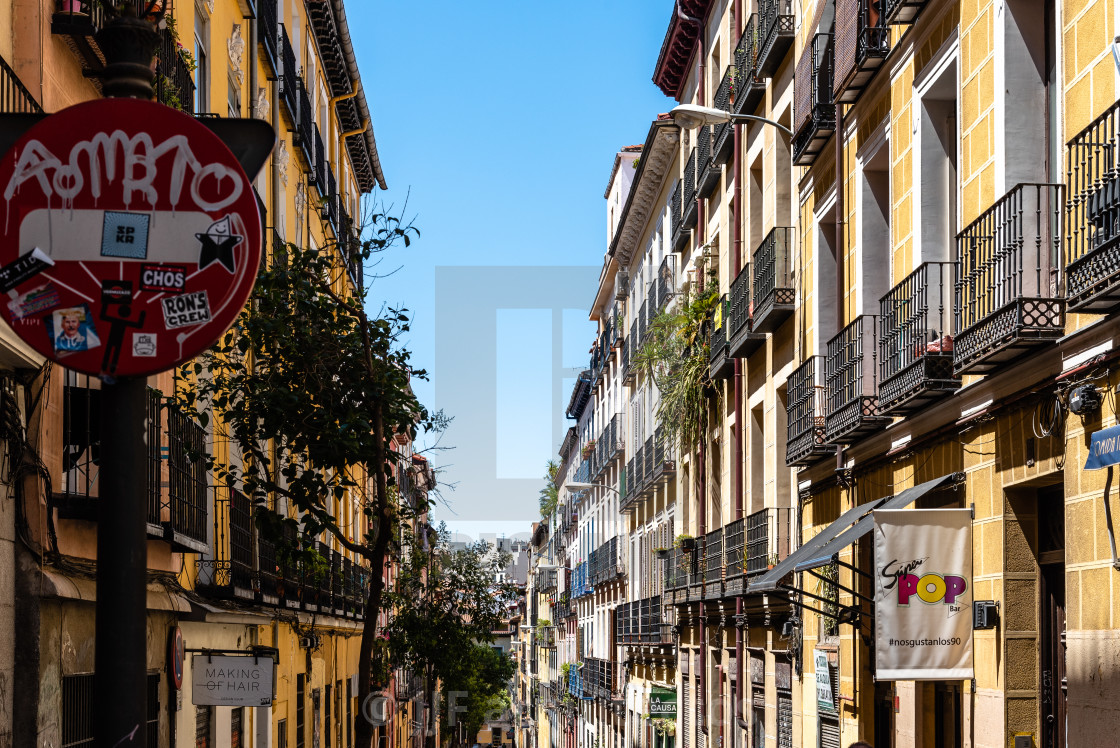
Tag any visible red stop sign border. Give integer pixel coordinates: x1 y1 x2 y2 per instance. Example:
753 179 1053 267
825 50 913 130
0 98 262 378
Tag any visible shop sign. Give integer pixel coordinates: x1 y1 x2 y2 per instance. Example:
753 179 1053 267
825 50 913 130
874 508 974 680
813 649 833 711
0 98 264 377
191 654 275 707
649 687 677 717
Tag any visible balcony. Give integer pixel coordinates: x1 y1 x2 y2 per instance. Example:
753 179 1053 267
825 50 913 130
259 0 278 75
785 356 831 466
883 0 930 25
51 1 151 71
620 426 676 511
617 597 673 647
824 315 889 443
954 183 1065 375
592 414 624 480
745 507 791 577
1066 100 1120 312
709 295 734 380
154 24 196 113
793 34 836 166
697 125 720 198
702 528 723 599
728 262 766 358
722 519 746 595
0 54 41 114
655 256 677 311
663 546 701 605
755 0 795 78
671 180 688 252
712 68 734 165
681 147 699 237
279 24 299 122
833 0 891 103
751 227 795 332
589 536 625 587
878 262 959 415
732 17 765 116
160 405 209 553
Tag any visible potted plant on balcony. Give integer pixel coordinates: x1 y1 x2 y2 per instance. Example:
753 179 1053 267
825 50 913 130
651 717 676 737
674 534 696 551
582 439 596 458
767 552 779 570
654 546 672 559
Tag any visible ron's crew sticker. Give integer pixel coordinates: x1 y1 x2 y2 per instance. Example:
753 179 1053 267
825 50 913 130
162 290 212 329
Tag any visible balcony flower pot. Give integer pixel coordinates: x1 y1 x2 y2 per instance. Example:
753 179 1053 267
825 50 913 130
675 535 697 551
654 548 671 559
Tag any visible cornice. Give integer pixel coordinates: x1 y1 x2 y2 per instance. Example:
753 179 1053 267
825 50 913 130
609 121 680 268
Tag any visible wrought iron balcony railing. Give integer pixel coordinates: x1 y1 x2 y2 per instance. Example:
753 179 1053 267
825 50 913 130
752 227 795 332
682 147 699 235
297 80 315 158
655 256 678 311
617 597 673 647
709 295 734 380
259 0 278 73
834 0 891 103
825 315 889 443
279 24 299 122
162 405 209 552
733 16 765 116
0 53 40 114
697 125 719 198
155 23 195 113
745 507 791 576
954 183 1065 375
589 536 625 586
728 262 766 358
793 33 836 166
878 262 959 415
702 528 723 598
671 179 686 251
756 0 795 78
723 518 746 595
786 356 831 466
1066 99 1120 312
51 1 153 70
883 0 930 25
713 67 734 165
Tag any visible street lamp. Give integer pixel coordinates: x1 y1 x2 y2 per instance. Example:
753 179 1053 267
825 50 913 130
669 103 793 140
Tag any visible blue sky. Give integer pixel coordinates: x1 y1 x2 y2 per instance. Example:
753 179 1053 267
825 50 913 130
348 1 675 538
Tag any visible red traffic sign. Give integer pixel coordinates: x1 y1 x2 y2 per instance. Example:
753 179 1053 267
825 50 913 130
0 98 266 377
169 626 184 690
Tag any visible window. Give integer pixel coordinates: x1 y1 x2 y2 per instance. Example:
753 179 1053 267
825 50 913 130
231 707 244 748
278 718 289 748
194 10 209 114
61 673 94 748
857 127 891 313
326 683 333 747
915 50 958 264
196 704 213 748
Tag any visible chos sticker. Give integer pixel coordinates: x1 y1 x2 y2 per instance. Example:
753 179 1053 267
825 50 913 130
140 263 188 294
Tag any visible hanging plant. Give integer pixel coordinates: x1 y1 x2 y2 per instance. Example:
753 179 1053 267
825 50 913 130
634 256 721 452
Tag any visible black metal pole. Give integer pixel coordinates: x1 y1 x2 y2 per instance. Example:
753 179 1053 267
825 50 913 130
92 8 159 747
95 376 151 746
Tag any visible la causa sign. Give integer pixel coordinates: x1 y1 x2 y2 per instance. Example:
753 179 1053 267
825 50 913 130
0 98 264 377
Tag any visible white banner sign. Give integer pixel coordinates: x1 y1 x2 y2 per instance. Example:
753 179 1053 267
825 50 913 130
874 508 973 680
813 649 833 711
191 654 275 706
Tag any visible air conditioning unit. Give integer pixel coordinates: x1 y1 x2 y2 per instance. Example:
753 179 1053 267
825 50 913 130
614 269 630 301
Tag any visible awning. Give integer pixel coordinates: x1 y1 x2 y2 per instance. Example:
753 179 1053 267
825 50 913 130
748 474 960 595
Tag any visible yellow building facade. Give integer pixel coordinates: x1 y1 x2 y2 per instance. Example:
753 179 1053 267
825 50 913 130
0 0 398 746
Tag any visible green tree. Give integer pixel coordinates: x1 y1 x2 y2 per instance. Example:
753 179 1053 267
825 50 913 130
384 529 518 747
539 460 559 518
175 208 434 748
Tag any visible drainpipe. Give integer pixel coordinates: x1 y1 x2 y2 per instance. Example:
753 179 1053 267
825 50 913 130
731 0 746 743
330 81 362 212
834 106 845 472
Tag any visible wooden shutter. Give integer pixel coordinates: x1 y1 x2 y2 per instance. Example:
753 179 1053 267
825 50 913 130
833 0 857 98
777 693 793 748
818 716 840 748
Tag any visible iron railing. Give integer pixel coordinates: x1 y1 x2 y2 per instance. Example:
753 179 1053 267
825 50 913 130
825 315 887 443
709 295 733 380
954 183 1065 374
713 67 734 164
697 125 718 198
617 596 672 646
671 180 686 251
733 15 764 115
682 147 698 234
703 528 723 597
166 405 208 549
878 262 959 414
785 356 830 466
723 518 746 595
756 0 795 78
0 53 40 114
154 23 195 113
833 0 891 103
259 0 278 71
793 33 836 165
1066 99 1120 312
279 24 299 121
745 507 791 576
752 227 795 332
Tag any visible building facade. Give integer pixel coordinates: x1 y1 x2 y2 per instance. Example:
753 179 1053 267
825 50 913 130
0 1 412 746
519 1 1120 748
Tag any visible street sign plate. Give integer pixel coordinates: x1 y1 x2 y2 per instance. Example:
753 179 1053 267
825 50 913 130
0 98 265 377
